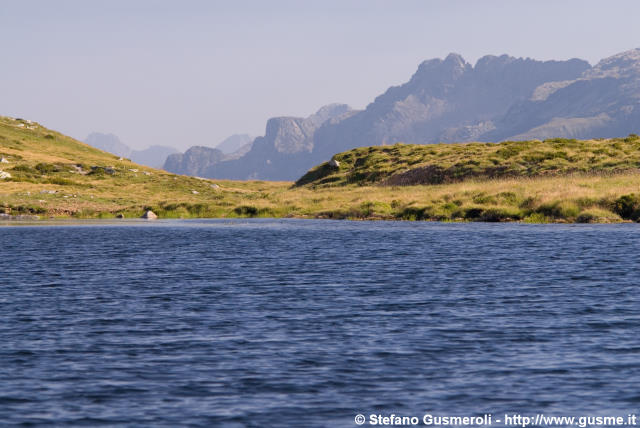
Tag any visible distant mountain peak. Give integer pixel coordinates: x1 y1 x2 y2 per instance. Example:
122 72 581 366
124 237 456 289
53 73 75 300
413 53 470 82
166 48 640 182
587 47 640 79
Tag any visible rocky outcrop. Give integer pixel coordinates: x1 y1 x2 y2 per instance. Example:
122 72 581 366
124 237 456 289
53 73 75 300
164 146 225 176
141 210 157 219
202 104 353 180
485 49 640 141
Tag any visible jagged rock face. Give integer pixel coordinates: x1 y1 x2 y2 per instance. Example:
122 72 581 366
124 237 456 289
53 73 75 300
311 53 590 160
265 117 313 154
488 48 640 141
163 146 225 176
202 104 353 180
264 103 352 154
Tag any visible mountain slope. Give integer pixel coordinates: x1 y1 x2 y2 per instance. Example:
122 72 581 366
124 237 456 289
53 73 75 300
311 54 589 161
485 49 640 141
202 104 353 180
0 116 278 218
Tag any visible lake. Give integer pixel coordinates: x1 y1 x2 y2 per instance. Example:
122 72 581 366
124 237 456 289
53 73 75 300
2 219 640 426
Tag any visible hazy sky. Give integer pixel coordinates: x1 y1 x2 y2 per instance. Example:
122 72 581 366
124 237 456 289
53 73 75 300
2 0 640 151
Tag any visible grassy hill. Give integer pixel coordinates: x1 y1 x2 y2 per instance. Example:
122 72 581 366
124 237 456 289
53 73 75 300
296 137 640 187
0 116 288 219
3 116 640 223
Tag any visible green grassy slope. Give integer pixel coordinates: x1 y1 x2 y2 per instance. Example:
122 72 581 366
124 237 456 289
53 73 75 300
0 116 289 218
296 137 640 187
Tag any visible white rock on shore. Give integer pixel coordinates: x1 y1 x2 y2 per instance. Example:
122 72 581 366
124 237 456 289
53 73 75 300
141 210 158 220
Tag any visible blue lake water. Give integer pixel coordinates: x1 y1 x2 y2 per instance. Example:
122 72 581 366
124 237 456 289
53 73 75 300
2 219 640 427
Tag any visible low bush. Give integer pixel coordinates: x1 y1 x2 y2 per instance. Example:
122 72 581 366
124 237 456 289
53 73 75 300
535 201 580 219
35 163 59 174
234 205 259 216
397 206 432 221
613 194 640 220
576 209 621 223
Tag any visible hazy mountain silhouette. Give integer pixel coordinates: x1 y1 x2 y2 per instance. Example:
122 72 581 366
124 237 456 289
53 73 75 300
163 134 255 176
199 104 353 180
215 134 253 154
167 48 640 181
84 133 178 169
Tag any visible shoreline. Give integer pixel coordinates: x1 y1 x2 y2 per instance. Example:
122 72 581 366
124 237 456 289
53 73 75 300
1 215 637 226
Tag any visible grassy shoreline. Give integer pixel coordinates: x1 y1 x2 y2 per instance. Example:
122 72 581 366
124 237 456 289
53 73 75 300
4 172 640 223
3 116 640 223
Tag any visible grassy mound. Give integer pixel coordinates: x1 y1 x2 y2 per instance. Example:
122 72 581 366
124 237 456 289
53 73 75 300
296 136 640 187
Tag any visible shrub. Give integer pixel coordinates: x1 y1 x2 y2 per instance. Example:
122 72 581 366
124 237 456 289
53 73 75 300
11 164 37 174
45 177 76 186
472 193 497 204
398 206 432 221
234 205 259 216
613 194 640 220
496 146 523 159
35 163 59 174
464 207 523 222
522 213 549 223
535 201 580 219
481 208 523 222
464 207 484 219
577 209 621 224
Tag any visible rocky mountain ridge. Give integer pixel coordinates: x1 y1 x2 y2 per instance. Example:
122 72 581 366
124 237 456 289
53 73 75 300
128 48 640 181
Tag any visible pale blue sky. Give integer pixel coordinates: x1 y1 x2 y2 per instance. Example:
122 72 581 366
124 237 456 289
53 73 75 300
2 0 639 150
